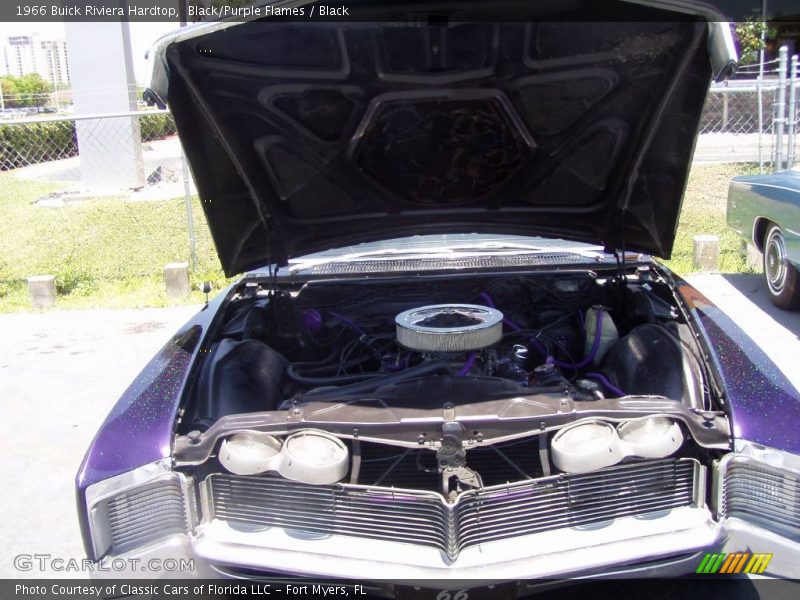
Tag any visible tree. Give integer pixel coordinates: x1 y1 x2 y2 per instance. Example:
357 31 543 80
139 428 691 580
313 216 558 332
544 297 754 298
0 76 19 109
735 20 776 66
0 74 51 108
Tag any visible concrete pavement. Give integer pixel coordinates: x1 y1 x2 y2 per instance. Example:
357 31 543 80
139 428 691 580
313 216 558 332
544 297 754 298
686 273 800 394
0 306 198 578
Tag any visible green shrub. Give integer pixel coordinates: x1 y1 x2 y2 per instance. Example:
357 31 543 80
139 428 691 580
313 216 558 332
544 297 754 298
140 113 177 142
54 251 97 296
0 120 77 169
0 112 177 171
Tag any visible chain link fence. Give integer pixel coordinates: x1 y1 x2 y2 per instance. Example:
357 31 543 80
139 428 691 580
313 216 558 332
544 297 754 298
0 109 199 285
2 80 797 182
694 52 800 170
0 110 179 172
700 84 776 135
2 58 800 309
695 82 783 168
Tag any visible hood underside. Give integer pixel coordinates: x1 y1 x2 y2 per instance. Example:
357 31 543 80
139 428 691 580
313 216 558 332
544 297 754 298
158 2 731 275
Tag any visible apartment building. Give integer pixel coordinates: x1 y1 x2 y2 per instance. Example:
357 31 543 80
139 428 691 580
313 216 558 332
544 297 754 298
3 34 70 85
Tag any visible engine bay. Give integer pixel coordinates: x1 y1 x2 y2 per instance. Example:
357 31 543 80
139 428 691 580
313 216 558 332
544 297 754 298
175 266 729 503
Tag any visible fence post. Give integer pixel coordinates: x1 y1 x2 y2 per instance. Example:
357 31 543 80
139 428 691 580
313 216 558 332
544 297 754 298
164 262 190 300
27 275 56 309
788 55 799 168
181 148 198 270
722 92 729 133
757 75 764 173
693 235 720 271
775 46 788 172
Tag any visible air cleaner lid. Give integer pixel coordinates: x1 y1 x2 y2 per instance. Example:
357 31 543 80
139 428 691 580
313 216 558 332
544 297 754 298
395 304 503 352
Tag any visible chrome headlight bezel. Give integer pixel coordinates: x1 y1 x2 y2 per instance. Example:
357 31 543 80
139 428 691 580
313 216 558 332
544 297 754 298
714 441 800 542
85 459 195 560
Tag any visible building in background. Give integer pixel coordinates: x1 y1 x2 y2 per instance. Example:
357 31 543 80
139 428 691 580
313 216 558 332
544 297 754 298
3 34 70 86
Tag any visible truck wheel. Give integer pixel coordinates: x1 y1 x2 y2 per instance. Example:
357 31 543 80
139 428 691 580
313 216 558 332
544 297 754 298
763 224 800 310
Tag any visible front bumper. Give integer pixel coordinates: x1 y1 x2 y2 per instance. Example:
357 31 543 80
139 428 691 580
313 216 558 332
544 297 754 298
87 445 800 585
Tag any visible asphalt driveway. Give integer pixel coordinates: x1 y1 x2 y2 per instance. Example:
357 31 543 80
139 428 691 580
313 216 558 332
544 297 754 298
686 273 800 394
0 274 798 578
0 305 198 578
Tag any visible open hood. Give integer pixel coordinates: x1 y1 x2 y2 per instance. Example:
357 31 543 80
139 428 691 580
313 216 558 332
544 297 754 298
150 1 735 275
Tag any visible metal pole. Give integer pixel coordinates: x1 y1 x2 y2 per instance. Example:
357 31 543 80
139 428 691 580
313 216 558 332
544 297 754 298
722 92 729 133
51 68 60 111
758 8 766 172
776 46 788 172
181 147 198 270
788 55 799 168
759 0 767 79
177 6 197 271
757 76 764 172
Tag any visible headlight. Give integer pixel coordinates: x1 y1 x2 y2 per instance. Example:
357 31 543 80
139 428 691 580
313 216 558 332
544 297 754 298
219 432 282 475
552 417 684 474
551 420 622 473
617 417 683 458
278 430 349 484
217 429 349 485
84 460 193 559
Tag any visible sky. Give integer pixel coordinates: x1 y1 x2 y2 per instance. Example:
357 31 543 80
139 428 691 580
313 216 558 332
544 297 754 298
0 21 179 84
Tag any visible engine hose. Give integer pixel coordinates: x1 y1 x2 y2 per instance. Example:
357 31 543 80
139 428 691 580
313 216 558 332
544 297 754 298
584 372 627 398
286 364 385 386
289 348 342 369
458 352 477 376
482 289 605 372
551 309 603 370
329 311 367 336
304 360 452 396
479 292 525 332
292 354 373 376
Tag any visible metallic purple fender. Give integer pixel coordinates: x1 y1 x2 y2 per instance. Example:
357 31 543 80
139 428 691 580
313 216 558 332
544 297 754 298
74 288 230 557
75 324 200 487
677 279 800 455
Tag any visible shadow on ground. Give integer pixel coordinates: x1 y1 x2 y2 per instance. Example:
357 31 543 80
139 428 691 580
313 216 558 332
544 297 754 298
722 274 800 339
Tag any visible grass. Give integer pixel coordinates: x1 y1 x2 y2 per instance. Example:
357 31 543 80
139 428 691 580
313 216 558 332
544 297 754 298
661 162 761 274
0 174 229 312
0 163 762 312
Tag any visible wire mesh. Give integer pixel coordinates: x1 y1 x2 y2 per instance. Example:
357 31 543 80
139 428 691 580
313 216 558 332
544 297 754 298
0 111 183 187
1 85 795 181
695 78 800 170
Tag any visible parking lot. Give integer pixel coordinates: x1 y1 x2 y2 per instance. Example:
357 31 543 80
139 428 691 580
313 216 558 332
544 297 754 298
0 275 798 578
0 305 197 577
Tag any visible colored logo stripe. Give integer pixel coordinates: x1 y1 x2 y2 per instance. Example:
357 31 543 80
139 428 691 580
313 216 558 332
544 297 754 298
745 553 774 574
696 553 772 574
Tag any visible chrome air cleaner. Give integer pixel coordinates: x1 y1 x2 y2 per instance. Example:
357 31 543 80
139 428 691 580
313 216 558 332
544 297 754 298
395 304 504 352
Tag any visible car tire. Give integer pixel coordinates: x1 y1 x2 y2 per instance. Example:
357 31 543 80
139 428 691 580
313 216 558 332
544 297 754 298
763 224 800 310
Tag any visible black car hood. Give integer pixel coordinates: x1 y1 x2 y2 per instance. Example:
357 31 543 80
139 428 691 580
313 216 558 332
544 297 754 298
153 2 734 275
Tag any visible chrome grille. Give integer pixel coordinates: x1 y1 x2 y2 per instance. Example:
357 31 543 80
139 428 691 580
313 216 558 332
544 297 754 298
209 476 448 549
208 459 698 559
723 458 800 540
456 460 695 548
101 478 188 555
